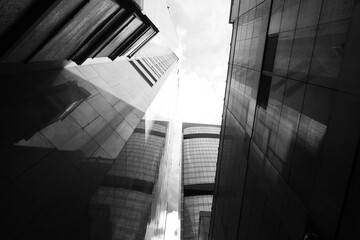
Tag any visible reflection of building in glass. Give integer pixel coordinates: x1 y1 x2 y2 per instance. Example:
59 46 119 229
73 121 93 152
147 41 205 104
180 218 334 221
181 123 220 240
91 120 168 239
0 1 178 239
210 0 360 240
1 55 177 239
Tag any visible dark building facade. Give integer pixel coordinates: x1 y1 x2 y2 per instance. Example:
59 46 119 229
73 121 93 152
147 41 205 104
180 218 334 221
210 0 360 239
181 123 220 240
0 1 179 239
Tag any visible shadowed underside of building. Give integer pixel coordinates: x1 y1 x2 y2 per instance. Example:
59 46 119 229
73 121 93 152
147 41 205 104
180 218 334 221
210 0 360 239
0 0 158 65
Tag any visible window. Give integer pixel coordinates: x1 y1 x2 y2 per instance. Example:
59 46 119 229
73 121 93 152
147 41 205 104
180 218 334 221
263 34 279 72
257 74 272 109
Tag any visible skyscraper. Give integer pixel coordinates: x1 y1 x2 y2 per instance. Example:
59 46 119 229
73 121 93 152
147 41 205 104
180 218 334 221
181 123 220 240
91 119 168 239
0 50 178 240
210 0 360 239
0 1 179 239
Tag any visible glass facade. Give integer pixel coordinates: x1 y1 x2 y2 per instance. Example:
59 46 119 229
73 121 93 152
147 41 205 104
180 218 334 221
198 211 211 240
0 1 179 239
183 126 221 135
181 123 220 240
210 0 360 239
1 52 177 239
183 138 218 186
183 196 213 240
90 120 168 239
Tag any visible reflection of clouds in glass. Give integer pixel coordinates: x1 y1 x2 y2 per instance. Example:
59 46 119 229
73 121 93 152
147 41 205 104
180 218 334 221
145 211 167 239
239 80 328 152
143 66 181 240
144 66 179 122
299 114 327 150
164 211 180 240
145 211 179 240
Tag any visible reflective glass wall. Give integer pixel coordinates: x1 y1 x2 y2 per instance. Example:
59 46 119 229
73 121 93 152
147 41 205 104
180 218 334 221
211 0 360 239
1 57 176 239
181 123 220 240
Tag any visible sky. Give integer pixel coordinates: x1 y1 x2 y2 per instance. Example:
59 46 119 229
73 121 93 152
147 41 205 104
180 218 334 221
170 0 232 124
143 0 232 239
145 0 232 125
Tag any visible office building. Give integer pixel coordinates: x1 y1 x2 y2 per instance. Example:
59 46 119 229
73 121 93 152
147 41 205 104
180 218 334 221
181 123 220 240
0 1 178 239
0 50 177 240
210 0 360 239
91 120 168 239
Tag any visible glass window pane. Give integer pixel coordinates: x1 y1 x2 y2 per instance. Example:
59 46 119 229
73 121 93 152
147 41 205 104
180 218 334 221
257 74 272 110
267 76 286 121
241 23 247 40
280 0 300 32
246 22 254 39
233 39 241 65
320 0 355 24
308 20 350 89
243 39 251 67
280 79 306 133
296 0 322 29
263 34 279 72
249 37 259 68
238 40 245 66
253 17 261 38
288 26 316 82
273 30 294 76
268 0 284 34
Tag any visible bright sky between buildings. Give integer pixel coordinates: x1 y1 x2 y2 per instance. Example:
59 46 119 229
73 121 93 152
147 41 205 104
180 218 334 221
146 0 232 125
144 0 232 239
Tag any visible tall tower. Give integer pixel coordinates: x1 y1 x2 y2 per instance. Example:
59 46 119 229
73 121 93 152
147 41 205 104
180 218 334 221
181 123 220 240
91 120 168 239
210 0 360 239
0 1 179 239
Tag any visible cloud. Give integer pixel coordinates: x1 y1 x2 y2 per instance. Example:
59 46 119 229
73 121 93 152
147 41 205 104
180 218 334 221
179 70 225 124
167 0 232 124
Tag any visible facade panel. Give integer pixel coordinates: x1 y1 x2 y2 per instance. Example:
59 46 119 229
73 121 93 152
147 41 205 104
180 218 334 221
210 0 360 239
181 123 220 240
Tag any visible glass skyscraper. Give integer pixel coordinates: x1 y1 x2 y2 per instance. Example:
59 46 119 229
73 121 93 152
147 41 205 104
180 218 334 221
210 0 360 239
181 123 220 240
0 1 179 239
90 120 168 239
